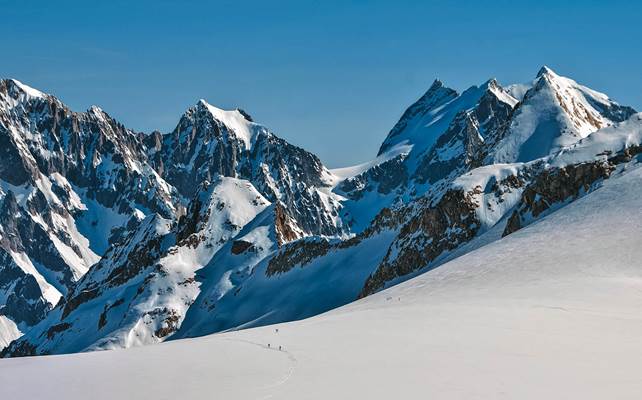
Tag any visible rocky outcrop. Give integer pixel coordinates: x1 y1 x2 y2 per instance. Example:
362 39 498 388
0 249 51 326
503 144 642 236
155 101 345 241
2 68 639 358
266 238 331 276
415 80 516 184
360 187 481 297
338 154 409 200
230 240 255 255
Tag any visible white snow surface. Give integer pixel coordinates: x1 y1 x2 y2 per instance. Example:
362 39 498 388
492 67 623 164
3 156 642 399
506 82 531 101
9 79 46 99
552 113 642 167
199 99 258 150
0 316 21 350
329 142 413 182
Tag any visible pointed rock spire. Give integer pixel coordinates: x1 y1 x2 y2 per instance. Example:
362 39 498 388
536 65 555 78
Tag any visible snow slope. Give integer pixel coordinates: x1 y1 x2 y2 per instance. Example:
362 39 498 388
0 316 21 349
3 153 642 399
491 66 635 163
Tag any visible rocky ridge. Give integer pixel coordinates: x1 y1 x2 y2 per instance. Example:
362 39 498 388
2 67 640 356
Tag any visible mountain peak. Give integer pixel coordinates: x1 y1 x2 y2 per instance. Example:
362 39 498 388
482 78 519 108
88 105 104 114
536 65 558 79
196 98 212 108
484 78 499 88
1 78 46 99
191 99 259 150
196 99 250 121
428 78 444 90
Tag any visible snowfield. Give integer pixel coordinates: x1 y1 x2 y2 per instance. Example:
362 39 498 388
2 156 642 399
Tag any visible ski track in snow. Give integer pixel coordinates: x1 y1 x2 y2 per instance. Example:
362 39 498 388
223 337 297 398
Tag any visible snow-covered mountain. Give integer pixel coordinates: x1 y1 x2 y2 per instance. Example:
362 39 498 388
490 66 635 163
0 79 346 353
1 66 639 357
0 79 176 349
3 146 642 399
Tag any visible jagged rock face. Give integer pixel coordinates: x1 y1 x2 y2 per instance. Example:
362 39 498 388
415 80 517 185
0 80 175 219
266 238 332 276
156 100 345 240
2 68 640 357
63 216 171 319
415 113 484 185
503 162 614 235
1 177 275 355
503 143 642 236
338 154 409 200
0 249 51 326
339 80 519 222
0 79 180 347
0 191 77 291
245 133 344 240
0 215 175 356
359 188 481 297
266 206 401 277
154 101 247 198
0 79 347 352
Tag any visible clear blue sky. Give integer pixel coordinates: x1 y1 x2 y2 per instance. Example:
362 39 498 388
1 0 640 167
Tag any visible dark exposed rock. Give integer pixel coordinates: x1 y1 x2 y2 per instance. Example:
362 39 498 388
152 308 180 338
45 322 71 340
97 298 125 330
267 206 402 277
415 81 515 184
231 240 254 255
266 238 331 276
338 154 408 200
274 203 302 246
0 339 37 358
503 161 615 236
0 248 52 326
61 288 101 319
585 97 636 123
0 191 76 290
236 108 253 122
360 187 482 297
502 144 642 237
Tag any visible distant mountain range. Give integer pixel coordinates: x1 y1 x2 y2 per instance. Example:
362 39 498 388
1 66 640 356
